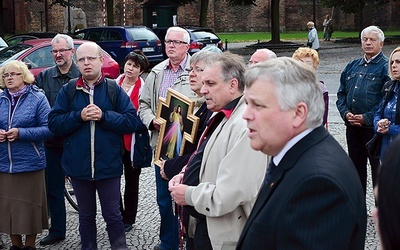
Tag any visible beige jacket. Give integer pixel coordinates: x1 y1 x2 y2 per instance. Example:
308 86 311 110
185 96 269 250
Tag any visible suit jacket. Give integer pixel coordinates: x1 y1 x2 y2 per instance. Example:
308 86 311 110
236 126 366 250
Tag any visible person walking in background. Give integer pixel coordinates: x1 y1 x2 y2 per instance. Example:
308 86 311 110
115 50 152 233
306 21 319 51
0 60 53 250
35 33 80 246
248 48 277 66
323 15 332 41
139 26 194 250
372 136 400 250
169 52 267 249
48 42 141 250
336 25 390 195
237 57 366 249
292 47 329 128
373 47 400 159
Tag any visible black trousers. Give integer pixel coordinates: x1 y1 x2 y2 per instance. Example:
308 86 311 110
346 125 380 195
119 150 141 225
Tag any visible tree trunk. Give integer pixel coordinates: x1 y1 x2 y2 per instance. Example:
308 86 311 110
0 0 3 36
270 0 280 43
199 0 209 27
106 0 114 26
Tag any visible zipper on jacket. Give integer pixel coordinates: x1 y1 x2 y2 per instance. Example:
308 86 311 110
89 88 95 180
31 142 40 157
7 141 13 173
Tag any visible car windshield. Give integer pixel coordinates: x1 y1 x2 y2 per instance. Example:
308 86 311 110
0 44 31 64
127 28 158 41
0 37 8 48
191 30 219 40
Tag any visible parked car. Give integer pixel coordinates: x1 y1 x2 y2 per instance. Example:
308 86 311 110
0 37 8 51
74 26 164 70
6 33 76 46
0 38 120 78
152 26 224 57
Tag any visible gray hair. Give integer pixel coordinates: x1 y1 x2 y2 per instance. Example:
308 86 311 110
166 27 190 44
203 52 246 92
245 57 324 128
51 33 74 49
361 26 385 42
257 49 277 59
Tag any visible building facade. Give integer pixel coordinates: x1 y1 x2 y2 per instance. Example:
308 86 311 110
3 0 400 35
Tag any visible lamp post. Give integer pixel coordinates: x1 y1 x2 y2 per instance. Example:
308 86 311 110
67 0 72 34
313 0 316 25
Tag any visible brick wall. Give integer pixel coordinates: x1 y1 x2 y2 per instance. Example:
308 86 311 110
9 0 400 34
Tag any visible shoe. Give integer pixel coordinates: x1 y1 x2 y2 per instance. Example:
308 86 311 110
39 235 65 246
124 223 133 232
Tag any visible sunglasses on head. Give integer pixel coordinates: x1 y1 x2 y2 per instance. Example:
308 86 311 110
129 51 145 60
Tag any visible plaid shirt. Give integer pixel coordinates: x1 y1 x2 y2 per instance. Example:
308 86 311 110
159 57 188 98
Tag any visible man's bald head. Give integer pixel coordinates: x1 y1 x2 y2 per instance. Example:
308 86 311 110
248 49 277 66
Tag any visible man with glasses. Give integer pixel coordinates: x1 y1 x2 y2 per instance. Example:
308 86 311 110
139 26 194 250
35 33 80 246
48 42 139 249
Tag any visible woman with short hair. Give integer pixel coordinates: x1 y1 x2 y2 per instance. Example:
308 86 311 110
0 60 52 250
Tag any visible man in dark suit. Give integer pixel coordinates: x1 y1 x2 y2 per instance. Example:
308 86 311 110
237 57 367 249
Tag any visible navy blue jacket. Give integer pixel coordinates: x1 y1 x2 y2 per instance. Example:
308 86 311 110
48 77 141 180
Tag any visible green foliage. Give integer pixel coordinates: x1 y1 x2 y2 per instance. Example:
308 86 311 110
321 0 393 14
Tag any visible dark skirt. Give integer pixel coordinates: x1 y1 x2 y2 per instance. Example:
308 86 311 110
0 169 48 235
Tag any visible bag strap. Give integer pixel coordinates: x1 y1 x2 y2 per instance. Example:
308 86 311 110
66 78 118 110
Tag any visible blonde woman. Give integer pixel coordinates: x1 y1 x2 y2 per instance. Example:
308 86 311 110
0 60 52 250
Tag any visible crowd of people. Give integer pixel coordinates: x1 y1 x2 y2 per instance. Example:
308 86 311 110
0 24 400 250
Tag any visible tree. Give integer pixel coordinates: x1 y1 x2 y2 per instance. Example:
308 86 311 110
321 0 395 31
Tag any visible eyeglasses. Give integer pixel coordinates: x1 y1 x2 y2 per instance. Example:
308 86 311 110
190 67 204 73
2 72 22 78
164 40 188 46
76 56 101 63
50 48 73 54
129 51 145 60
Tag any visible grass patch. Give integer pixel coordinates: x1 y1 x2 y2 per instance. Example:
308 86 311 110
217 31 400 43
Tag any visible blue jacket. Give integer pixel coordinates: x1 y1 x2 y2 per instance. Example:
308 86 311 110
0 85 52 173
337 51 390 127
48 77 142 180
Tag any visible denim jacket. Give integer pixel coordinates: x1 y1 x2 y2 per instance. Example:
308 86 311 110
337 51 390 127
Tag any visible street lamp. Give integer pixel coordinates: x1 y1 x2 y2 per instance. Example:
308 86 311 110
67 0 72 34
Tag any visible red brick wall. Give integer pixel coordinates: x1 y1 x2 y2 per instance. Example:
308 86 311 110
9 0 400 34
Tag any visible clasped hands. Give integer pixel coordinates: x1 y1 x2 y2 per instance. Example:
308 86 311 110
0 128 19 142
346 112 365 126
81 104 102 121
168 173 188 206
377 118 390 134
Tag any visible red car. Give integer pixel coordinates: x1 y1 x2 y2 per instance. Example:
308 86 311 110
0 38 120 78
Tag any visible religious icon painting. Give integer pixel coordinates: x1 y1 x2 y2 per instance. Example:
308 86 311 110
154 88 200 167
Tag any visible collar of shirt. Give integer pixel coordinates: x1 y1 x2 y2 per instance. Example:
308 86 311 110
273 127 314 166
165 55 189 72
220 95 242 119
76 73 105 91
363 52 381 64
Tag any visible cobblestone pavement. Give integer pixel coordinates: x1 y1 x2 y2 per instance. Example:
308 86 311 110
2 40 398 249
